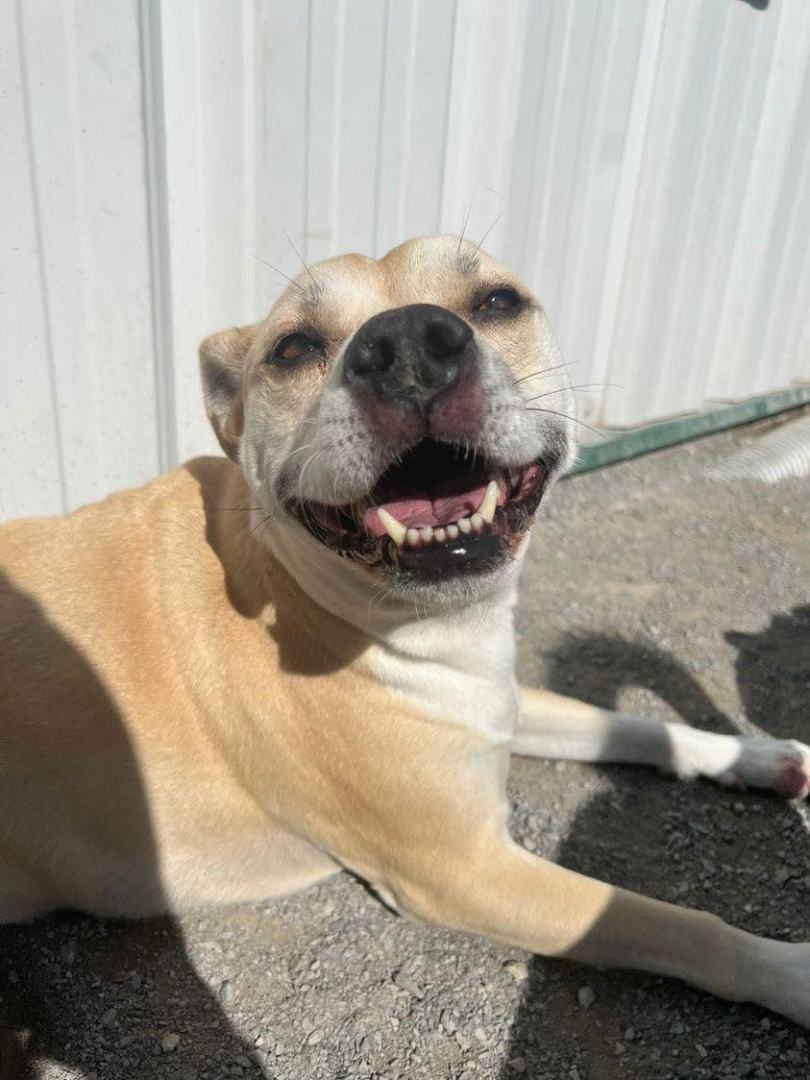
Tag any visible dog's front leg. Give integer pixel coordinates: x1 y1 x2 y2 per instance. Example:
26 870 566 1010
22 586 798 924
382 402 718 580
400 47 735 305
391 831 810 1027
515 686 810 798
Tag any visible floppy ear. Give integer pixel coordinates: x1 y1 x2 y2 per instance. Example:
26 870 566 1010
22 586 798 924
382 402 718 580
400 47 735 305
199 324 259 460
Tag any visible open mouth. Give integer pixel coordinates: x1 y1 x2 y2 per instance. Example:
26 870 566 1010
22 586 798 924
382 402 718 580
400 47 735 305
287 438 548 578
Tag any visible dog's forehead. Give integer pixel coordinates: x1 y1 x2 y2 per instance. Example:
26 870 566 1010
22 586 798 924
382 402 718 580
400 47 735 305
267 236 525 334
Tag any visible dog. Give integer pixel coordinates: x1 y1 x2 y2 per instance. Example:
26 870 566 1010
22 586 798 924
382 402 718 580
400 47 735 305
2 235 810 1031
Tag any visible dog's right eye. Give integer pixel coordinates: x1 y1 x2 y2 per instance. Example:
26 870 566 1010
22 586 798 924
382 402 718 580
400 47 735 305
269 333 324 367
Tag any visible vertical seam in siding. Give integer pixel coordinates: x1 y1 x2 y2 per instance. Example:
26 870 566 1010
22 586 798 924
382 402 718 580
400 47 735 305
139 0 177 472
303 0 313 261
436 0 459 236
371 0 390 256
595 0 669 425
242 0 258 319
14 0 68 512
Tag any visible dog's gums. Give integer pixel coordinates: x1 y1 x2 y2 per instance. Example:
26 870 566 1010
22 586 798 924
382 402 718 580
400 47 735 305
286 437 547 576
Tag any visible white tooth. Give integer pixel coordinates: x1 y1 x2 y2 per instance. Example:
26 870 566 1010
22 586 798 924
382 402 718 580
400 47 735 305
446 523 459 540
434 527 446 543
406 528 421 547
470 512 484 531
419 526 434 544
377 507 407 546
457 517 472 534
478 479 499 525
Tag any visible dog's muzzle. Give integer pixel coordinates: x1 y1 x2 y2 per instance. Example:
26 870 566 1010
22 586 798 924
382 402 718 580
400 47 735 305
343 304 475 421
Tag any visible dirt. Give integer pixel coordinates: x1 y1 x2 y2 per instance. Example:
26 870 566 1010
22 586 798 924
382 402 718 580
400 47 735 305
1 418 809 1080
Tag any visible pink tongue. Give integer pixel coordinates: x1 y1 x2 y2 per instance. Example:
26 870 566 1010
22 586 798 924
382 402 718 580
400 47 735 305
363 484 489 537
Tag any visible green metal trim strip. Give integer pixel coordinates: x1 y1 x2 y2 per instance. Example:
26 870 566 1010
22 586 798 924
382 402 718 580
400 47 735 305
571 385 810 475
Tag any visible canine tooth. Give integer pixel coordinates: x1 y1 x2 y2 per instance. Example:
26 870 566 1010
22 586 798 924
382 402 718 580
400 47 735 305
377 507 407 546
446 523 459 540
478 480 499 525
434 527 446 543
419 526 434 544
470 512 484 531
406 528 421 547
457 517 472 534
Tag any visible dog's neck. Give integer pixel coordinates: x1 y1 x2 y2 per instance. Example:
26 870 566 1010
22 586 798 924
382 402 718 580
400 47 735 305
259 511 521 682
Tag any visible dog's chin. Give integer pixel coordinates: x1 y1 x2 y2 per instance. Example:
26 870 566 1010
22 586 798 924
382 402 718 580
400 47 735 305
284 437 549 587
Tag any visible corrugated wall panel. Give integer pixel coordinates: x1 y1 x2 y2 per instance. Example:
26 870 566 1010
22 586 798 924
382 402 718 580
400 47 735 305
2 0 809 519
1 0 65 520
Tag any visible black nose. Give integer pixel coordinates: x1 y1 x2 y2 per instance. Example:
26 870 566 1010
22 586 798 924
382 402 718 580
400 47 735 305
343 304 474 411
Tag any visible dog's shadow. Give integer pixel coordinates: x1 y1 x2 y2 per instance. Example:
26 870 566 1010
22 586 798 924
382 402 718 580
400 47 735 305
500 608 810 1077
0 575 249 1079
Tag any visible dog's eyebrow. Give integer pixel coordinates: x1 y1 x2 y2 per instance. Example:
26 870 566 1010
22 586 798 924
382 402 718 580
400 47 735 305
298 281 325 309
456 249 481 277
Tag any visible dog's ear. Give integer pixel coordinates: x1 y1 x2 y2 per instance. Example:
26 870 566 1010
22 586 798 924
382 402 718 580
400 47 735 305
199 324 259 460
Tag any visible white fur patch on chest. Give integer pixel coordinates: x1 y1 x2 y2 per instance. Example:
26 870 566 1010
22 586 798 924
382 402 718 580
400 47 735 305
368 613 519 742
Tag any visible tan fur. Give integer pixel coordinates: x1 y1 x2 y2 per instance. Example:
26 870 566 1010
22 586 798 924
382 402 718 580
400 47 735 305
2 237 809 1028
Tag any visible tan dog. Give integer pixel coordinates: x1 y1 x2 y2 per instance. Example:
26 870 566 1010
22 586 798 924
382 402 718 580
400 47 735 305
2 236 810 1028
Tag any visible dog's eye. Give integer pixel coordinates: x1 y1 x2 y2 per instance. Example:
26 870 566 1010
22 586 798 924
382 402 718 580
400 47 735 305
269 333 323 366
473 287 522 319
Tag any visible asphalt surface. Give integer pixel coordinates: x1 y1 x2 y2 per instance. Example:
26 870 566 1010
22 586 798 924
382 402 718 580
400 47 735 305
1 417 809 1080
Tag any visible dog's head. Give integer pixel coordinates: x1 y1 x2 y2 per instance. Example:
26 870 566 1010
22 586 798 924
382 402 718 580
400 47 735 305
200 236 575 604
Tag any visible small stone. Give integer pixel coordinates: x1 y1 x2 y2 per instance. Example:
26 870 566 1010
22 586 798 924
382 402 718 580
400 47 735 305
100 1007 117 1028
392 968 424 998
507 1058 526 1073
160 1032 181 1053
577 985 596 1010
502 959 529 983
614 1042 626 1055
219 979 235 1004
247 1049 268 1067
624 1026 635 1041
696 1043 708 1059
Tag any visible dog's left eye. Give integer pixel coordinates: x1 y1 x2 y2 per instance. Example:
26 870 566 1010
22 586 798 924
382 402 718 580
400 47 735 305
269 333 323 366
473 287 522 318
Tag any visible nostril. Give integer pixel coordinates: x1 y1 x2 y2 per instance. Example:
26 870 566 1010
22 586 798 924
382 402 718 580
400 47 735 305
348 335 397 380
423 317 472 359
377 336 396 370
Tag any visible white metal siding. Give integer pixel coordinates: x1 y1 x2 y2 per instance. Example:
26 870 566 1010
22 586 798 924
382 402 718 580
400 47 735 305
2 0 809 519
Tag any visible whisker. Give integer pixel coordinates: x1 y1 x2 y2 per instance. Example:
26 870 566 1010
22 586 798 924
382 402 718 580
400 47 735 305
458 185 479 253
253 253 309 299
282 229 320 294
523 406 609 441
473 207 506 257
250 512 275 540
513 360 578 386
523 382 620 404
283 443 317 461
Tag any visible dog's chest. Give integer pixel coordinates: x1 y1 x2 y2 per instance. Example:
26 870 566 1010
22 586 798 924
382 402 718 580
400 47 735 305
367 620 519 740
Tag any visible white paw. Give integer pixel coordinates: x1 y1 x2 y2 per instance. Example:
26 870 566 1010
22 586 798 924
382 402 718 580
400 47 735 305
716 737 810 799
748 939 810 1029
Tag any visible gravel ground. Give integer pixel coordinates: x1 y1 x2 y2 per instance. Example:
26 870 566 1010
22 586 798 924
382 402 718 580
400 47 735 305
1 417 809 1080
